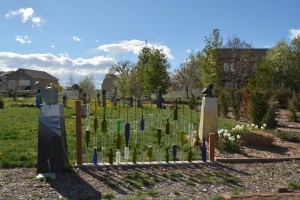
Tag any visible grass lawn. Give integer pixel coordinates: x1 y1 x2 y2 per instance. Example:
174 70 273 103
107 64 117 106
0 97 239 168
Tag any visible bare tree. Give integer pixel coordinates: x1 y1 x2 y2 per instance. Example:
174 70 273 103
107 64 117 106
0 78 24 100
221 36 255 89
79 76 95 102
175 51 202 98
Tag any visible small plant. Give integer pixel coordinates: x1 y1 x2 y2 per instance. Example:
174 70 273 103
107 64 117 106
186 180 196 186
218 91 228 118
288 181 300 190
102 193 115 200
276 131 300 142
262 103 278 129
248 91 268 126
147 189 158 197
173 191 181 196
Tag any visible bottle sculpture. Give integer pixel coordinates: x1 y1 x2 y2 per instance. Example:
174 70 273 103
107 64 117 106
124 106 130 164
188 107 193 162
132 100 138 164
156 107 162 163
140 107 145 163
147 103 153 163
202 136 207 162
93 102 98 165
108 107 114 164
85 103 91 163
165 106 170 163
116 101 121 164
180 105 186 162
101 107 107 164
173 100 178 162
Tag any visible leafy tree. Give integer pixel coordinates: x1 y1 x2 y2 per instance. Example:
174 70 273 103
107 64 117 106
253 39 300 92
79 76 95 102
199 29 223 90
175 51 202 98
136 46 171 95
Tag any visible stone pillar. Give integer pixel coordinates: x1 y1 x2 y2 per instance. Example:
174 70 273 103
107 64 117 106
199 97 218 140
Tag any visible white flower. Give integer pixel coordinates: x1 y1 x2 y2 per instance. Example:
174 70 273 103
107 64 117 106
251 123 255 127
261 126 265 130
263 123 267 128
255 125 258 129
229 136 235 141
237 135 241 140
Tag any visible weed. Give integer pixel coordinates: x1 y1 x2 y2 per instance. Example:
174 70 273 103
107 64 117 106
173 191 181 196
147 189 158 196
288 181 300 190
212 195 225 200
230 187 244 194
123 191 147 200
102 193 115 200
186 180 196 186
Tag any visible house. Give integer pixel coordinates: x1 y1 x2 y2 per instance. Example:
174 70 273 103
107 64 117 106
3 68 59 90
0 71 14 83
217 48 269 88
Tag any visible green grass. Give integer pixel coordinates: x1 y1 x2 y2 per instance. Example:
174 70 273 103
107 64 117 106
102 192 115 200
147 189 158 197
288 181 300 190
0 97 240 167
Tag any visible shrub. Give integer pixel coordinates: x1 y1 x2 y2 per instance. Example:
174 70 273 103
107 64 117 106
288 92 299 122
248 91 268 126
216 125 248 153
272 88 293 108
262 103 278 129
218 91 228 118
243 131 274 147
0 97 4 109
228 89 243 121
276 131 300 143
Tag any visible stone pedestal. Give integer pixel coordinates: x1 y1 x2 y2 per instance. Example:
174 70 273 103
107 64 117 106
37 104 69 173
198 97 218 140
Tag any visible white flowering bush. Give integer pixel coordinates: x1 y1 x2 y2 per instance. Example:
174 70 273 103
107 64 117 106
217 123 268 152
216 124 266 152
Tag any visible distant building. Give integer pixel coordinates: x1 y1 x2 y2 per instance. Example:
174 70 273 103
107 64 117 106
3 68 59 90
217 48 269 88
101 74 117 95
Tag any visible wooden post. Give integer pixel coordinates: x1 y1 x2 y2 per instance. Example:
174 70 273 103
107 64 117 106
209 133 215 162
76 100 82 165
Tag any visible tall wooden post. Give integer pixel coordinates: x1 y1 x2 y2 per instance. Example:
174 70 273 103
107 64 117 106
209 133 215 162
76 100 82 165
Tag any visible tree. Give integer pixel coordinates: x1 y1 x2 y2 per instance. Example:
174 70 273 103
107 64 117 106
78 76 95 102
109 60 143 98
136 46 171 95
253 39 300 92
175 51 202 98
222 35 255 89
199 29 223 90
0 78 24 100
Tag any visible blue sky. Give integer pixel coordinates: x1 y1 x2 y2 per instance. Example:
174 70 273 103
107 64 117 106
1 0 300 88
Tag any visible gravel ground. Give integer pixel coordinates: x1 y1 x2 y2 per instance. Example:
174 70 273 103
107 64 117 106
1 160 300 200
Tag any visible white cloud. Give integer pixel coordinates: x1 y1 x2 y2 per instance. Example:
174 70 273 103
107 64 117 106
288 28 300 40
15 35 31 44
97 39 174 60
6 7 42 27
0 52 116 88
50 45 55 48
72 36 81 42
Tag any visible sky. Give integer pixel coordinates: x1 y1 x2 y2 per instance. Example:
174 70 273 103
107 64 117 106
1 0 300 88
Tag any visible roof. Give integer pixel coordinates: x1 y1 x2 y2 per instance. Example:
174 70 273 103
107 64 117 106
17 68 58 80
0 71 14 76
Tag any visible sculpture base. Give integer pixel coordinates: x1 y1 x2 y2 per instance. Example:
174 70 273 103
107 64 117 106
198 97 218 140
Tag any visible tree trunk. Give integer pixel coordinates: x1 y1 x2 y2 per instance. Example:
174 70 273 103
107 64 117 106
186 87 189 99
